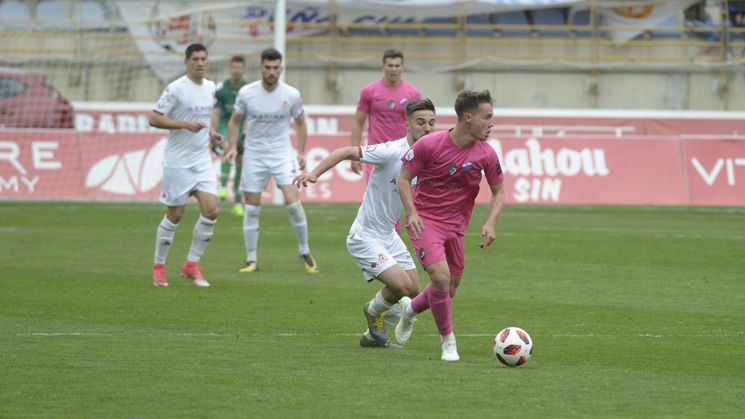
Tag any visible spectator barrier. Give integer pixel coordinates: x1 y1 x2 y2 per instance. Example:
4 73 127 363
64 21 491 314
1 104 744 206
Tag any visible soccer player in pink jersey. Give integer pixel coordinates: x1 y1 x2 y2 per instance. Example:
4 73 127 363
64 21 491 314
396 90 506 361
350 49 421 178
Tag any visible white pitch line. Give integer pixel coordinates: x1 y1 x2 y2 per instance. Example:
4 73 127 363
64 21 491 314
14 332 744 338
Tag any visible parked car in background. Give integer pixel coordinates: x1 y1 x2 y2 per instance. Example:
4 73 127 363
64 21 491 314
0 68 74 129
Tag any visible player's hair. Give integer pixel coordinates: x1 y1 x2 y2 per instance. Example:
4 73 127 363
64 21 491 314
185 43 207 59
406 98 435 119
382 49 404 63
261 48 283 63
230 55 245 65
454 90 494 120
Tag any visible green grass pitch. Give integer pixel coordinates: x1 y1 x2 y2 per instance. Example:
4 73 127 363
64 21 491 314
1 202 744 417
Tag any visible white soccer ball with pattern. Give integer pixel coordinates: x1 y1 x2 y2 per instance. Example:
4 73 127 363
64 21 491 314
493 327 533 367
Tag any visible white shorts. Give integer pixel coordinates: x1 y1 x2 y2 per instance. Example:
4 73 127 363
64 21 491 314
346 232 416 281
240 151 298 193
159 162 218 206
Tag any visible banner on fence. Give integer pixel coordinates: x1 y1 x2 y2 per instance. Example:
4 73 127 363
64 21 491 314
2 105 745 206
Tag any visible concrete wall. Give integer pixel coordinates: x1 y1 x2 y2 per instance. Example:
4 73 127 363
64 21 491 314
4 30 745 111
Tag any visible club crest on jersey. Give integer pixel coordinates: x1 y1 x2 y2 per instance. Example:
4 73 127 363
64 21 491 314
281 100 289 109
388 100 396 109
418 248 426 260
448 164 458 175
462 161 473 171
405 149 414 161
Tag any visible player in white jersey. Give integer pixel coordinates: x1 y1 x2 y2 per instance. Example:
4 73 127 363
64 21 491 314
149 43 222 288
294 99 437 347
223 48 317 274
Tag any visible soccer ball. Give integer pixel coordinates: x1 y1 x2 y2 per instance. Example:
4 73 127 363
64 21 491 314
493 327 533 367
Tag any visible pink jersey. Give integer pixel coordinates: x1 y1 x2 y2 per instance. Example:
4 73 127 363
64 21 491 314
402 129 504 229
357 79 421 145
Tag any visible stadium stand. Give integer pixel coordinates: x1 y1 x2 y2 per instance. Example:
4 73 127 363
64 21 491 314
465 14 494 37
423 16 457 37
36 0 69 23
0 0 31 29
532 8 570 38
568 8 592 37
492 10 532 37
72 0 107 28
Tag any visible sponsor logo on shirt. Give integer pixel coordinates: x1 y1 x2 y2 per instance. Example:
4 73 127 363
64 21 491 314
462 161 473 171
405 149 414 161
400 98 408 105
448 164 458 175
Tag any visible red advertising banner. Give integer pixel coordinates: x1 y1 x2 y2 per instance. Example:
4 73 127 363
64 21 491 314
2 104 745 206
683 139 745 206
0 130 82 199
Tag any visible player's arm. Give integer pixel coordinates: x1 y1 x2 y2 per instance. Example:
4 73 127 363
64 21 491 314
349 109 368 175
294 113 308 171
398 166 424 239
210 108 220 138
294 146 359 188
479 182 505 249
209 108 224 149
223 111 244 163
149 111 204 132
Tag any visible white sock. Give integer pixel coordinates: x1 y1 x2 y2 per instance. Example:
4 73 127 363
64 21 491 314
187 214 216 262
287 202 310 255
384 301 401 329
154 216 178 264
243 204 260 262
367 290 394 317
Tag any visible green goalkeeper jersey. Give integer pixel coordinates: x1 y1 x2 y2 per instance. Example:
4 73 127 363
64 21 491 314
215 78 247 137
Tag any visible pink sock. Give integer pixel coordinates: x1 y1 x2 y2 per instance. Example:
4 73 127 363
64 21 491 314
410 284 432 313
429 287 453 336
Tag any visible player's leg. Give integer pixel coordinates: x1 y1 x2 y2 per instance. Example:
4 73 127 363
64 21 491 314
278 184 317 274
217 127 231 201
347 235 401 346
180 169 219 288
276 151 317 273
432 232 466 361
152 167 191 287
152 205 185 287
240 192 262 272
238 155 270 272
232 135 245 216
403 222 459 360
444 232 465 298
387 236 420 344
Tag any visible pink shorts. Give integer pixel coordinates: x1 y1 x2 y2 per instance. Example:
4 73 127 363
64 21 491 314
406 220 465 276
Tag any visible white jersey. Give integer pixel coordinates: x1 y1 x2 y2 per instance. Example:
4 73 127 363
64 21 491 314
153 75 216 168
233 80 304 155
349 137 410 239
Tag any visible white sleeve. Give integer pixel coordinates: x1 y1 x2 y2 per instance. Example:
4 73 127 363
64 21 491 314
360 142 400 167
290 89 304 119
233 89 247 115
154 84 179 115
